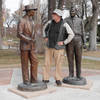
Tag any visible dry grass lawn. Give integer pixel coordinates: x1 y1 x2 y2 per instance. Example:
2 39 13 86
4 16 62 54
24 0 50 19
0 49 100 69
83 50 100 58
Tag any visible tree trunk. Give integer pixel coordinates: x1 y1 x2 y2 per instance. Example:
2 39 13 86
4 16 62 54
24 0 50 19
89 0 99 51
58 0 64 9
34 0 45 54
19 0 23 17
48 0 56 20
0 0 3 49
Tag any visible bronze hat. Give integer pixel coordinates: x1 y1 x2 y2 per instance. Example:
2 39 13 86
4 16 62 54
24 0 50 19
23 5 37 11
70 4 77 13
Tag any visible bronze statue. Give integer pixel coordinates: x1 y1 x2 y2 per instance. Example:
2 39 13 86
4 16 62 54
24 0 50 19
17 5 47 91
63 6 87 85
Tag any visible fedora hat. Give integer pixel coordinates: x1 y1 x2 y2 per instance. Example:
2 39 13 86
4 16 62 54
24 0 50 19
23 5 37 11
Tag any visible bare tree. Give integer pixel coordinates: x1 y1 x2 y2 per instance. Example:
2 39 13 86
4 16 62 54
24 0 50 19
0 0 3 48
73 0 99 51
19 0 24 17
88 0 99 50
48 0 56 20
27 0 46 53
63 0 99 51
41 3 48 25
58 0 64 9
34 0 45 53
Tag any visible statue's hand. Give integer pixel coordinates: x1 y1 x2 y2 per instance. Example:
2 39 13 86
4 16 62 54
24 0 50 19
30 39 36 43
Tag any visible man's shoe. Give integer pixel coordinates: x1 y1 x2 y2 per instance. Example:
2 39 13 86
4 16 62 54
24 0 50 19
42 80 49 83
67 76 74 80
76 76 83 80
31 80 38 83
24 81 30 85
56 80 62 86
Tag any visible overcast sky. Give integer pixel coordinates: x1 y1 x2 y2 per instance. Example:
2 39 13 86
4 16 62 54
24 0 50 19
5 0 31 13
5 0 46 13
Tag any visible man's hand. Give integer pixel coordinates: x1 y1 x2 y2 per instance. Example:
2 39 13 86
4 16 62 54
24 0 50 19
44 38 48 42
83 44 87 49
58 41 64 46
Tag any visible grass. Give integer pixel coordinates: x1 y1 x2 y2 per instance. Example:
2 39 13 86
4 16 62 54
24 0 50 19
82 59 100 70
83 50 100 58
0 49 100 70
0 50 20 64
82 45 100 58
62 57 100 70
0 50 21 68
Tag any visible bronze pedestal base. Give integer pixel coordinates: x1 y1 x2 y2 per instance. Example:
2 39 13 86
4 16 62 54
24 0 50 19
63 77 87 85
18 82 47 92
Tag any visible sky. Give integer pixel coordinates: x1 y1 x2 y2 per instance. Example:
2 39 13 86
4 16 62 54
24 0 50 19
5 0 46 14
5 0 69 19
5 0 31 13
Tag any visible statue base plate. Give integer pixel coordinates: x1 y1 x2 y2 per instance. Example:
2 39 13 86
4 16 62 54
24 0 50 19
8 87 56 99
18 81 47 92
63 77 87 85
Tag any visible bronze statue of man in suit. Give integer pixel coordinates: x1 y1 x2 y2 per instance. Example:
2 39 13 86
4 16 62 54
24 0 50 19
17 5 38 85
17 5 47 92
63 6 87 85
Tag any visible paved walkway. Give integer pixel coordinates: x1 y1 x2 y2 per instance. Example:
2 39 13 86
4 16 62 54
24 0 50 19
82 56 100 61
0 67 100 100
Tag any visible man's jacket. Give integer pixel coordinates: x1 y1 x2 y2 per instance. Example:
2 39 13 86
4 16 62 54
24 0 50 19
65 16 86 44
43 19 74 50
17 15 35 50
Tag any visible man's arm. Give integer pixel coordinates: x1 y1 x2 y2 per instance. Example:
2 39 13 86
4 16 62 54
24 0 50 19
81 20 87 49
43 20 51 42
43 20 51 38
58 22 74 46
63 22 74 45
81 20 86 45
17 19 31 42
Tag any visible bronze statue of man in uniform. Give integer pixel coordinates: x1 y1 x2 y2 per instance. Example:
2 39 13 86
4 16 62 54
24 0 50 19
17 5 47 91
63 6 87 85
